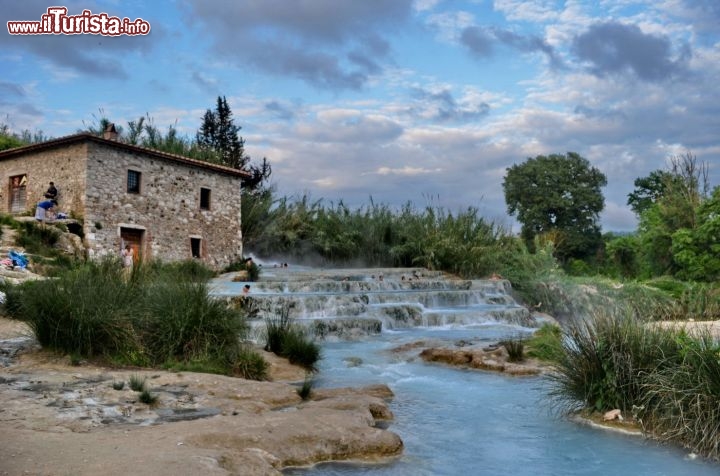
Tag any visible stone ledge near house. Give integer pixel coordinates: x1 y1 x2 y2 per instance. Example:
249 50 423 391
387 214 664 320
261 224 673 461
14 215 82 227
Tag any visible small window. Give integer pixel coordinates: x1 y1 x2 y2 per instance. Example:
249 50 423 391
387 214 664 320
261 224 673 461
190 237 201 258
200 187 211 210
127 170 141 194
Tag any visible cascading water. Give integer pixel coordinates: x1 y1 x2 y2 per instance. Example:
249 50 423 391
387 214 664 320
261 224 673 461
210 267 720 475
211 266 533 333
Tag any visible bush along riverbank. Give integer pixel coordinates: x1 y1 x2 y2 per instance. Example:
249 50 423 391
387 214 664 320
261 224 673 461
547 309 720 461
2 259 272 379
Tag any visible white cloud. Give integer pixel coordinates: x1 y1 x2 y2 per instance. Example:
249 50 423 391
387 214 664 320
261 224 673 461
373 166 443 176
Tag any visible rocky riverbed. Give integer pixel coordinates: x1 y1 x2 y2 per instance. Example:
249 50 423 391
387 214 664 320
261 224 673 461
0 318 402 476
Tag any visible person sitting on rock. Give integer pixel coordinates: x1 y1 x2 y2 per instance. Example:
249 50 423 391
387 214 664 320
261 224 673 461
44 182 58 200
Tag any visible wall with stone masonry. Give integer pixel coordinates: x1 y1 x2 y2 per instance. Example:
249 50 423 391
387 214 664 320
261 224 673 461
0 143 88 216
83 141 243 269
0 139 244 269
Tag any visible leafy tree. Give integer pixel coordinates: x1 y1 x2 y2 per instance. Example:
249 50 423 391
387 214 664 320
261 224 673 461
627 170 677 216
634 152 710 278
671 186 720 281
1 123 49 150
0 125 25 151
605 234 641 278
503 152 607 262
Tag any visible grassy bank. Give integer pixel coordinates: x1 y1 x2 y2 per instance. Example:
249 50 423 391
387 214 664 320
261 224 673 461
4 259 268 380
547 311 720 461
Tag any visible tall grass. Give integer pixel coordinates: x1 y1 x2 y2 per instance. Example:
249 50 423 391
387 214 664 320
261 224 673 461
548 310 682 413
263 300 321 371
548 310 720 461
18 260 141 357
525 324 563 362
639 332 720 459
6 259 266 379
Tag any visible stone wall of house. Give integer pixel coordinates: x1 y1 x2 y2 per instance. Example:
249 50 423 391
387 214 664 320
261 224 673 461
0 143 88 216
84 142 243 269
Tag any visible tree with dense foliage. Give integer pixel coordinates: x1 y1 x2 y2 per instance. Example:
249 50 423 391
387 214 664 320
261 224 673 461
671 186 720 281
503 152 607 262
627 170 678 216
0 124 49 150
635 152 709 277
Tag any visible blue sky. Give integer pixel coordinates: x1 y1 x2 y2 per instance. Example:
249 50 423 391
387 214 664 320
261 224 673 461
2 0 719 232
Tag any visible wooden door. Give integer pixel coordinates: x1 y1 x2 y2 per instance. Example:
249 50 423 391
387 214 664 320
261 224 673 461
120 227 144 266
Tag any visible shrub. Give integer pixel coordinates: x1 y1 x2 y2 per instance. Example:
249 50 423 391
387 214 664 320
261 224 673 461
224 258 260 281
18 261 142 357
225 345 269 380
263 301 321 372
155 259 216 282
0 281 25 319
14 220 61 253
281 326 321 371
9 260 263 379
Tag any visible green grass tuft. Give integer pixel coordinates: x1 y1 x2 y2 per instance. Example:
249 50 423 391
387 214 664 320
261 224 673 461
499 337 525 362
138 389 158 406
297 374 314 400
525 324 563 362
129 374 146 392
263 302 321 372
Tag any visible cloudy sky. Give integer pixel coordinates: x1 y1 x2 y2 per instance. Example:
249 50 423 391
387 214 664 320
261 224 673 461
3 0 719 232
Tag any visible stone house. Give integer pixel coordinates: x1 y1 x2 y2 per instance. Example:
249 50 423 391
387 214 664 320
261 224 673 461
0 130 250 269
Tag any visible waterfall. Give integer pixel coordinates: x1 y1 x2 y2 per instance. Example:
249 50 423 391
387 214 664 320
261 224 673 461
211 267 534 337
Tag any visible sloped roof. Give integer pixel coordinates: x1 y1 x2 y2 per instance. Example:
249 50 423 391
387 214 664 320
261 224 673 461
0 133 251 179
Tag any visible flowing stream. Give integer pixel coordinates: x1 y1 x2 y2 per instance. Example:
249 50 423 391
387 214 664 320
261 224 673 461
211 266 720 476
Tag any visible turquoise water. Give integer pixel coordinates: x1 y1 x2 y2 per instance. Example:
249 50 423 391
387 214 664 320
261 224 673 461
286 327 720 476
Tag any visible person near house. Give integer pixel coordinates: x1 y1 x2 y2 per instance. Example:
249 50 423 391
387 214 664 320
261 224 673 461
121 245 134 277
34 199 57 222
44 182 58 200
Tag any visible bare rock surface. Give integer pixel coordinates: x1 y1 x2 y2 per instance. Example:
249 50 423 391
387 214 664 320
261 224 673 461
0 317 402 475
389 336 552 376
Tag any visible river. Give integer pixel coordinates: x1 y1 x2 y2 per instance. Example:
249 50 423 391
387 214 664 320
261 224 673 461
211 266 720 475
